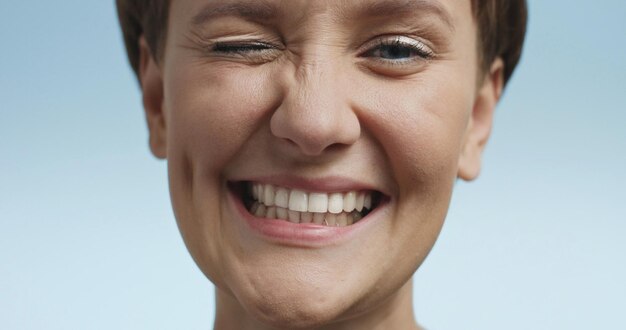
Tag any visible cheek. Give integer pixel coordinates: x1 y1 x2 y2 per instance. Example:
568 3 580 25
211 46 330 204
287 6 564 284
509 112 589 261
164 61 281 172
355 71 475 194
162 59 281 283
349 69 476 276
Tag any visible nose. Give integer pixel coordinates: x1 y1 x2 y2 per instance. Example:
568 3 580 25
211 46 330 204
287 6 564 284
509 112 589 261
270 59 361 157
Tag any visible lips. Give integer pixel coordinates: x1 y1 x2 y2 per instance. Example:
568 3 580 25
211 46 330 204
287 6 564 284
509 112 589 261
230 181 384 227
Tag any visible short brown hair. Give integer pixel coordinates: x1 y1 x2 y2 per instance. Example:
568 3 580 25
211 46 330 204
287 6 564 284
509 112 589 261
117 0 527 84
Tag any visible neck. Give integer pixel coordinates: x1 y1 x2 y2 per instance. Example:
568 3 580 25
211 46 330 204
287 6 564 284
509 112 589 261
213 279 422 330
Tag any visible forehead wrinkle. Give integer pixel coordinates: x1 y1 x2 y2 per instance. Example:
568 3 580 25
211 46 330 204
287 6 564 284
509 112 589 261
191 0 279 26
189 0 455 34
334 0 455 31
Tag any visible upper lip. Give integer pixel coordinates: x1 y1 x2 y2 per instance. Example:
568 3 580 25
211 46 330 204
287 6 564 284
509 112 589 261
230 174 389 196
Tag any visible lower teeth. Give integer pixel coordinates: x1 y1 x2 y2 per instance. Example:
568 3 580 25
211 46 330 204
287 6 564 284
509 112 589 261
248 202 365 226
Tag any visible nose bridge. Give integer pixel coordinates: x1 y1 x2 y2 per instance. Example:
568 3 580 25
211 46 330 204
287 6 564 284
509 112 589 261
270 49 360 156
293 56 337 116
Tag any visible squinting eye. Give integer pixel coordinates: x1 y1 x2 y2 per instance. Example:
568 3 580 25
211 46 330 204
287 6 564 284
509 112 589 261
212 41 275 54
208 40 282 64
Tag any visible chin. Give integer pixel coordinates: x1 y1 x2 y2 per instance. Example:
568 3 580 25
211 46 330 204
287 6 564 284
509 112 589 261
241 292 352 329
225 266 366 329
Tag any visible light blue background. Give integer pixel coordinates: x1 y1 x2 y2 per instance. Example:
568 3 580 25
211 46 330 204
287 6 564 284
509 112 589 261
1 1 624 329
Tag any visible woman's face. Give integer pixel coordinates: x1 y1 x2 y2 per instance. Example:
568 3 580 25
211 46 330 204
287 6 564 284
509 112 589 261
141 0 501 327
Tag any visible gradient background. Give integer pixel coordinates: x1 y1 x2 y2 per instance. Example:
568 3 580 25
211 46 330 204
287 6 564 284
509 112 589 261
1 1 624 329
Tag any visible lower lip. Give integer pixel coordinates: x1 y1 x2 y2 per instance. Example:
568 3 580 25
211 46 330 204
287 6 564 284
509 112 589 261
228 189 386 247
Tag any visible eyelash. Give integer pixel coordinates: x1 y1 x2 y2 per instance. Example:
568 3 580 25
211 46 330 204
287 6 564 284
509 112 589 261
212 41 275 54
361 37 435 63
209 36 435 65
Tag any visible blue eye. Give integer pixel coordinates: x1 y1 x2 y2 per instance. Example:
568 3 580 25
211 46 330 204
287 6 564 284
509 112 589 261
363 37 434 62
378 44 413 59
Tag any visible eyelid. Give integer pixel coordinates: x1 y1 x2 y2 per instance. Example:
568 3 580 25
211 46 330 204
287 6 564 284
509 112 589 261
209 40 278 54
186 29 284 55
215 37 282 48
199 38 284 64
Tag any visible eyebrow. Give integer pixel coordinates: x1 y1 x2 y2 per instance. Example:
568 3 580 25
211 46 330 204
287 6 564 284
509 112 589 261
191 0 279 26
349 0 454 30
191 0 454 30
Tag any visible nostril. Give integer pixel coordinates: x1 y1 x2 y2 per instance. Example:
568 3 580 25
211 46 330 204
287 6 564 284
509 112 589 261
268 91 361 157
272 134 340 157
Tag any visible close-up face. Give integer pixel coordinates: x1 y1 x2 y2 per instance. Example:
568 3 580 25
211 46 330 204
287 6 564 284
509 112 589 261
140 0 503 328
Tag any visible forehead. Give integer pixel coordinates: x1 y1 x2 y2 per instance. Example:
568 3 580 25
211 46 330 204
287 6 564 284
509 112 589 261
172 0 472 31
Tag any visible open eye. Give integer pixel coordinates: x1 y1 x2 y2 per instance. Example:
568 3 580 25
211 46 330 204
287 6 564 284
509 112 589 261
360 36 435 64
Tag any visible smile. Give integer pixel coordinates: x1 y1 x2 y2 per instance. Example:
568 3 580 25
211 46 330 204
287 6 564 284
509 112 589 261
240 182 383 227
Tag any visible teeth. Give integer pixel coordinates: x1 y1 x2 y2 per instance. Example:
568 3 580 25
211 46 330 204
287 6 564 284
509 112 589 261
257 185 264 202
288 210 300 223
276 207 288 220
343 191 356 212
266 206 276 219
308 193 328 213
251 203 260 214
346 213 354 226
289 190 308 212
355 192 365 212
249 183 376 215
301 212 313 223
248 202 367 227
254 204 266 217
313 212 325 225
252 185 259 200
363 193 372 210
325 213 337 226
275 187 289 208
336 213 348 226
263 185 275 207
327 193 343 214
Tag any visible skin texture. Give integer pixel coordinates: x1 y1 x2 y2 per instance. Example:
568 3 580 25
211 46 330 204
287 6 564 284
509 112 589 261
138 0 504 329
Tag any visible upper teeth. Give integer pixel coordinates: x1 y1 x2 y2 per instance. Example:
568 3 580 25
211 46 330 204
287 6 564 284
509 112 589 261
251 183 373 214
